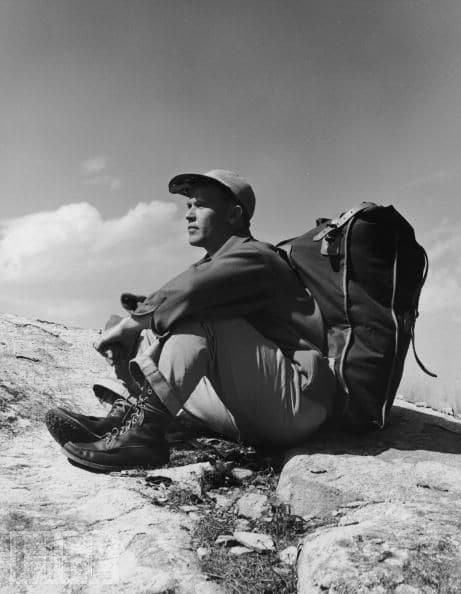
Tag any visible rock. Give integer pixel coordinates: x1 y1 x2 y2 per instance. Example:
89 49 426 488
337 517 359 526
179 505 199 513
278 545 298 565
231 467 254 481
215 534 235 546
281 398 461 592
120 469 148 478
0 314 225 593
209 492 235 508
3 313 461 592
414 400 428 408
395 586 423 594
230 546 253 555
297 501 461 592
277 472 355 517
234 518 251 531
441 406 454 416
236 491 269 519
146 462 213 497
272 566 292 577
414 460 461 493
233 531 275 552
188 512 201 521
196 547 210 560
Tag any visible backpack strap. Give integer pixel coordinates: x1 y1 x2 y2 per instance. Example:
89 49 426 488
410 327 437 377
408 247 437 378
313 202 377 241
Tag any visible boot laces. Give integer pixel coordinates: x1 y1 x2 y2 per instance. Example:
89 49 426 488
103 393 149 445
109 397 129 417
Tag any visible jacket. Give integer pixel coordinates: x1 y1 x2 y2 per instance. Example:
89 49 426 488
132 234 325 373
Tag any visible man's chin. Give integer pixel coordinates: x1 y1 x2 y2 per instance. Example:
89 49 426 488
188 235 204 248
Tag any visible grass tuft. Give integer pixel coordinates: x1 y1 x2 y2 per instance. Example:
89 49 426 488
192 507 298 594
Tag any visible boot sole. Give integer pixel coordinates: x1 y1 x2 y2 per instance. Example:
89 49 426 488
62 447 167 473
45 409 102 446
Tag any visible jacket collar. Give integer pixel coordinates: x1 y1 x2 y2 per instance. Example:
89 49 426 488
195 233 253 265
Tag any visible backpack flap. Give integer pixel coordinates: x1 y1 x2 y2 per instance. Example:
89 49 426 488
313 202 377 257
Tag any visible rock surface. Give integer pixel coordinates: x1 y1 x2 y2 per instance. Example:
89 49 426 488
0 314 221 593
2 312 461 593
278 399 461 593
236 491 269 519
233 530 275 552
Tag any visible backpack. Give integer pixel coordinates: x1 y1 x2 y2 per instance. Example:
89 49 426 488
277 202 435 432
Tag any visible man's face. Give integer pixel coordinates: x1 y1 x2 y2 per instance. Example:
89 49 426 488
185 184 235 254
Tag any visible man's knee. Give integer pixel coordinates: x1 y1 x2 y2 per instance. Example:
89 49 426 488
157 321 214 386
104 314 124 330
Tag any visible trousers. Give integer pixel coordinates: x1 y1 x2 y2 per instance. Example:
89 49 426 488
112 317 335 447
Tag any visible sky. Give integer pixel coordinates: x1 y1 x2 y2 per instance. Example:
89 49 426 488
0 0 460 394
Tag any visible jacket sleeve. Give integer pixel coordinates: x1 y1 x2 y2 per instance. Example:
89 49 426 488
132 245 275 334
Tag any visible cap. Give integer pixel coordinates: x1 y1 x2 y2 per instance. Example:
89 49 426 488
168 169 256 220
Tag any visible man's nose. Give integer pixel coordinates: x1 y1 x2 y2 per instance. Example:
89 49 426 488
186 207 196 221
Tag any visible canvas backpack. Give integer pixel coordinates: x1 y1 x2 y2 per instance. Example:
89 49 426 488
277 202 435 432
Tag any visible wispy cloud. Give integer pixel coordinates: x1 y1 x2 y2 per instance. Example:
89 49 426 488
0 201 192 326
86 175 122 191
80 155 122 192
81 155 107 175
420 270 460 315
419 221 461 315
405 169 457 190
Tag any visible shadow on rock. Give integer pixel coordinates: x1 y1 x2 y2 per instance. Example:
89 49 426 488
288 401 461 462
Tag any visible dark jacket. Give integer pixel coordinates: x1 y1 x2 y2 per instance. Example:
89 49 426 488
132 234 325 371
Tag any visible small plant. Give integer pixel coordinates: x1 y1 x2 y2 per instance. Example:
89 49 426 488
166 485 204 508
192 508 298 594
261 503 306 545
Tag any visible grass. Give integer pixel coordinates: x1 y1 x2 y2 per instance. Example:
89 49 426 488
192 505 299 594
143 433 338 593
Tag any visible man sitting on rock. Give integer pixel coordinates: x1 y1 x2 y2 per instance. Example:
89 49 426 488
46 169 336 472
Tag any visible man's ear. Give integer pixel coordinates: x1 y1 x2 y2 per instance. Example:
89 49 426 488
228 203 244 226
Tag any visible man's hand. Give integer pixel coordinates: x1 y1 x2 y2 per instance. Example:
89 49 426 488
94 317 137 354
120 292 146 312
94 315 151 359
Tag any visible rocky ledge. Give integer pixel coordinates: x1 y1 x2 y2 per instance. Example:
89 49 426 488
278 401 461 592
1 313 460 593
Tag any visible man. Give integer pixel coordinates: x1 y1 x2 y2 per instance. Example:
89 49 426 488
46 169 336 472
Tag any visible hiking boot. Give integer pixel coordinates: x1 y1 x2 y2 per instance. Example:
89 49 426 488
45 398 131 447
92 377 136 405
62 386 170 472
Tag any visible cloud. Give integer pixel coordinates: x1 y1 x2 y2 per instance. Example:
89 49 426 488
419 222 461 315
81 156 107 175
405 169 456 190
0 201 193 326
86 175 123 191
81 155 122 192
420 270 460 315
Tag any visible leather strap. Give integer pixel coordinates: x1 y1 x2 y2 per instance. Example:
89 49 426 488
313 202 377 242
130 354 184 415
410 326 437 378
408 247 437 378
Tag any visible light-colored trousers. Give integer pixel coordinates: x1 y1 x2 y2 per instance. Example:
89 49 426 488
111 318 336 447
